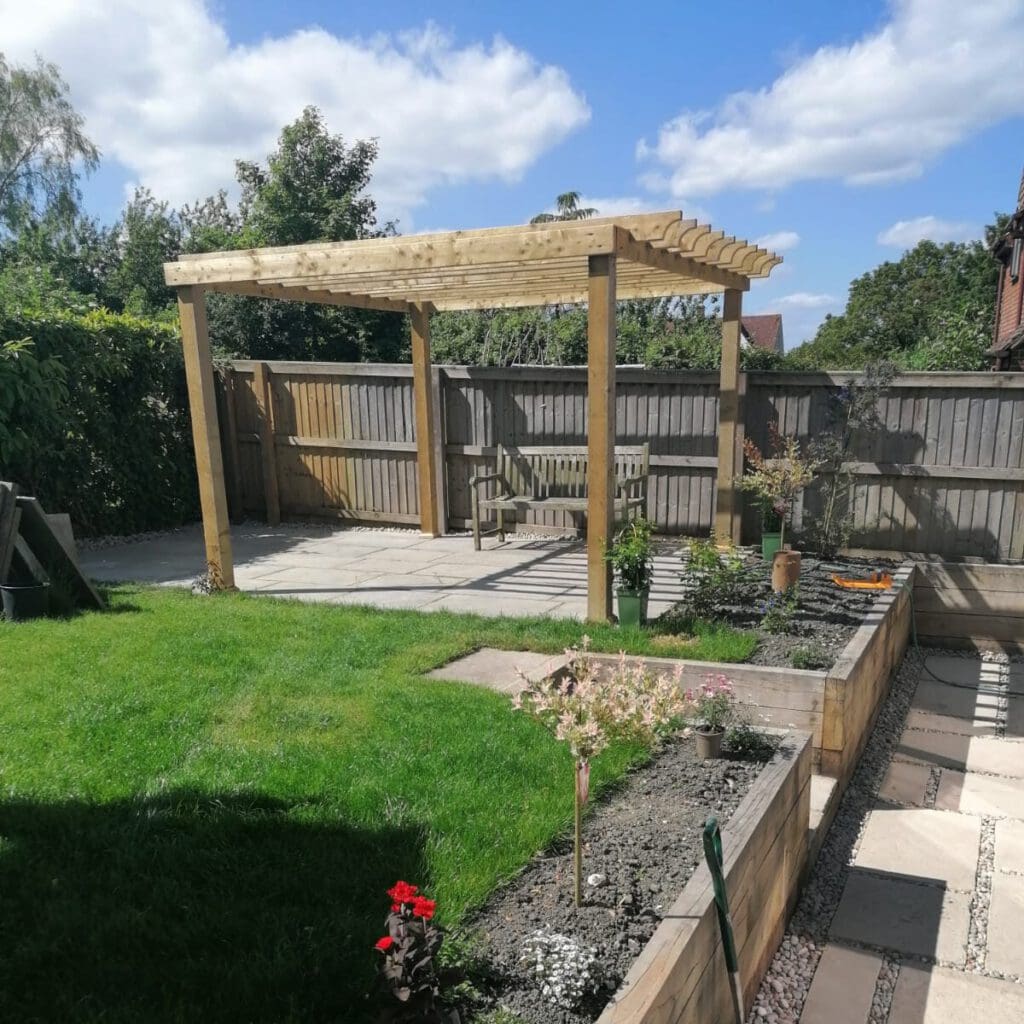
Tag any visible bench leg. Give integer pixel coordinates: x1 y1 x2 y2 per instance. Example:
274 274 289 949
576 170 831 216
472 490 482 551
497 508 505 543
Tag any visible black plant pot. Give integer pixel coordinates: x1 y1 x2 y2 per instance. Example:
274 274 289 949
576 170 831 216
1 582 50 621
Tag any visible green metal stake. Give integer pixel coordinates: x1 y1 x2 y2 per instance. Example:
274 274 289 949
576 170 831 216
703 816 744 1024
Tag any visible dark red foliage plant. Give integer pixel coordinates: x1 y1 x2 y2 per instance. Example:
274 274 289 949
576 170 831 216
373 881 459 1023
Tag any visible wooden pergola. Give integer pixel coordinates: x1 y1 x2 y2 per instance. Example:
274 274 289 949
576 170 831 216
164 212 781 621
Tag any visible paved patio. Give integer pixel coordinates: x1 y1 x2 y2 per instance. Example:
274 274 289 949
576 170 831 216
799 654 1024 1023
79 523 687 620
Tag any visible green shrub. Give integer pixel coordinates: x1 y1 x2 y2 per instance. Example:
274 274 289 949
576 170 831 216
790 643 831 670
678 536 755 619
0 308 197 535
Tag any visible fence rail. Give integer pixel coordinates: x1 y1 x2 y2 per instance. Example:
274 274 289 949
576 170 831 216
216 363 1024 562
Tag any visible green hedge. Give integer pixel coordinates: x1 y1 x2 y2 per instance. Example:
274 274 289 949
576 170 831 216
0 308 197 536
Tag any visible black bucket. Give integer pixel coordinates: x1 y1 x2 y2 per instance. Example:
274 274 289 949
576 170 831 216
1 582 50 621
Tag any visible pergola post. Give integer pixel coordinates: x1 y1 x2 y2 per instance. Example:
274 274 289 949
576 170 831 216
587 254 616 622
411 302 443 536
715 288 744 544
177 285 235 589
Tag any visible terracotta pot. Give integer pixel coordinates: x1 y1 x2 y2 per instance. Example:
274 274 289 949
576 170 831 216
772 549 802 593
695 727 725 759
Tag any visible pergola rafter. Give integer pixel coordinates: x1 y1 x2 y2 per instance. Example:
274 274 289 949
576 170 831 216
165 212 781 620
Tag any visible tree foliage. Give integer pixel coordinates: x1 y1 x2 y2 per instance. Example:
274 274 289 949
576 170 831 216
0 54 98 236
530 191 597 224
787 237 1000 370
0 308 197 535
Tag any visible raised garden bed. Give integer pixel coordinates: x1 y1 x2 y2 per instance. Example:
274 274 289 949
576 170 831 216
465 731 809 1023
659 547 900 671
592 562 915 782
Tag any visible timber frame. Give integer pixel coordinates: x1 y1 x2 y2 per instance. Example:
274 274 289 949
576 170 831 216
165 212 781 620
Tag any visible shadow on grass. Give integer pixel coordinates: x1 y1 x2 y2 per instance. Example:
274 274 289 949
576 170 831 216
0 791 427 1023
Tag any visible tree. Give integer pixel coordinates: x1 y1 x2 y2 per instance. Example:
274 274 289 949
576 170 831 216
196 107 405 362
0 54 98 236
530 191 597 224
787 233 1001 370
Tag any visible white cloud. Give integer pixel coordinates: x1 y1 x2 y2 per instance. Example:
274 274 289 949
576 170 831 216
638 0 1024 196
877 215 979 247
776 292 838 308
1 1 589 222
755 230 800 252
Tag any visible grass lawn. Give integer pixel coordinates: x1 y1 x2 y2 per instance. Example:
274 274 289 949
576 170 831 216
0 587 755 1022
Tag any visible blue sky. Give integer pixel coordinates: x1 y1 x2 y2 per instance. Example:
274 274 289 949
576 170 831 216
5 0 1023 343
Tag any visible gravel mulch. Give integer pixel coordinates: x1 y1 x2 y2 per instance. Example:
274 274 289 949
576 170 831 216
660 549 900 671
465 736 770 1023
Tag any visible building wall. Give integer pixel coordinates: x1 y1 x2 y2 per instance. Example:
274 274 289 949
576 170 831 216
996 259 1022 345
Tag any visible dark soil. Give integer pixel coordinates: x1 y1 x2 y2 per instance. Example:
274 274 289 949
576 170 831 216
464 736 768 1023
661 549 900 671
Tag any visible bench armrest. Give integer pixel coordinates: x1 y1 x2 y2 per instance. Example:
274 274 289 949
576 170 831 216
469 472 505 488
617 473 649 494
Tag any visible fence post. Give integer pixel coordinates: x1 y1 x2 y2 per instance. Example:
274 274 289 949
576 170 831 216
253 361 281 526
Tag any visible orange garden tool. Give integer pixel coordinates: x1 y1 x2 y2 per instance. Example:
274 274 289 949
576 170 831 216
831 570 893 591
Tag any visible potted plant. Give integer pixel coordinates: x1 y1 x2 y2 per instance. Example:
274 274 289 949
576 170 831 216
757 501 784 561
738 429 819 591
687 673 735 759
604 516 654 627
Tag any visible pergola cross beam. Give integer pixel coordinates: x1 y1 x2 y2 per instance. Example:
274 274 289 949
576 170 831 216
165 212 781 621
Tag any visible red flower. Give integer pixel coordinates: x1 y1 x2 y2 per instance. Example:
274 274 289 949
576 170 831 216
386 880 418 905
411 896 436 920
374 936 394 952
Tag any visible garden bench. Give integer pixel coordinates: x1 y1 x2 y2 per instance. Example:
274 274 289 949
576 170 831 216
469 444 649 550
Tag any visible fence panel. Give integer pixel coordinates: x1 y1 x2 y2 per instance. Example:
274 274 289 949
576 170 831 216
218 362 1024 561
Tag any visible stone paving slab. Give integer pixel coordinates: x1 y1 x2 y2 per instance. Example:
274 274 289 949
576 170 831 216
923 656 1007 691
889 963 1024 1021
905 677 1004 736
877 761 933 807
831 871 971 964
427 648 568 694
854 807 981 891
799 944 882 1024
986 870 1024 977
994 818 1024 874
895 727 1024 778
935 768 1024 819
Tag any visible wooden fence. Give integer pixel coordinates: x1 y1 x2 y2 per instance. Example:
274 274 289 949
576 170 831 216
217 362 1024 562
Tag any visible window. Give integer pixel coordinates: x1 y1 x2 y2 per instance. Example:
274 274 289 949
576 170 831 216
1012 237 1022 284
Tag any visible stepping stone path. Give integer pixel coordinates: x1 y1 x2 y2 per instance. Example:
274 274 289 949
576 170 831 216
751 652 1024 1024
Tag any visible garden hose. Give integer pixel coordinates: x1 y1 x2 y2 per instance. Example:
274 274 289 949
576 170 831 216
702 817 744 1024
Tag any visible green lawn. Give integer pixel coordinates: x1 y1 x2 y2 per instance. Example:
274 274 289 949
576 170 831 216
0 588 755 1022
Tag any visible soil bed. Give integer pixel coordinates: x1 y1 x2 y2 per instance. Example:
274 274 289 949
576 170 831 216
660 549 899 670
465 736 768 1023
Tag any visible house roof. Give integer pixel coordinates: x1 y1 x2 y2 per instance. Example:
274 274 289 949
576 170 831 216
741 313 784 352
164 212 783 312
986 323 1024 356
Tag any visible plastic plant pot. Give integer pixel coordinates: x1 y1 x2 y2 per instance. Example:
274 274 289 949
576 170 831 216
761 531 783 561
616 587 649 628
695 727 725 759
1 582 50 621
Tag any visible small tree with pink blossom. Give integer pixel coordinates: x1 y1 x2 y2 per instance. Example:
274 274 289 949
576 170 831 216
513 640 692 907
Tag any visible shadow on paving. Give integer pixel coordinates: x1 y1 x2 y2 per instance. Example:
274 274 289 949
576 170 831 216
0 791 425 1023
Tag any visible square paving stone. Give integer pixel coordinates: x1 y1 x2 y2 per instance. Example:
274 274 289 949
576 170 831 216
854 808 981 891
906 678 1003 736
923 656 1005 690
877 761 933 807
831 871 970 964
935 768 1024 818
994 818 1024 873
986 871 1024 978
427 648 568 694
895 728 1024 778
800 943 882 1024
889 963 1024 1022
